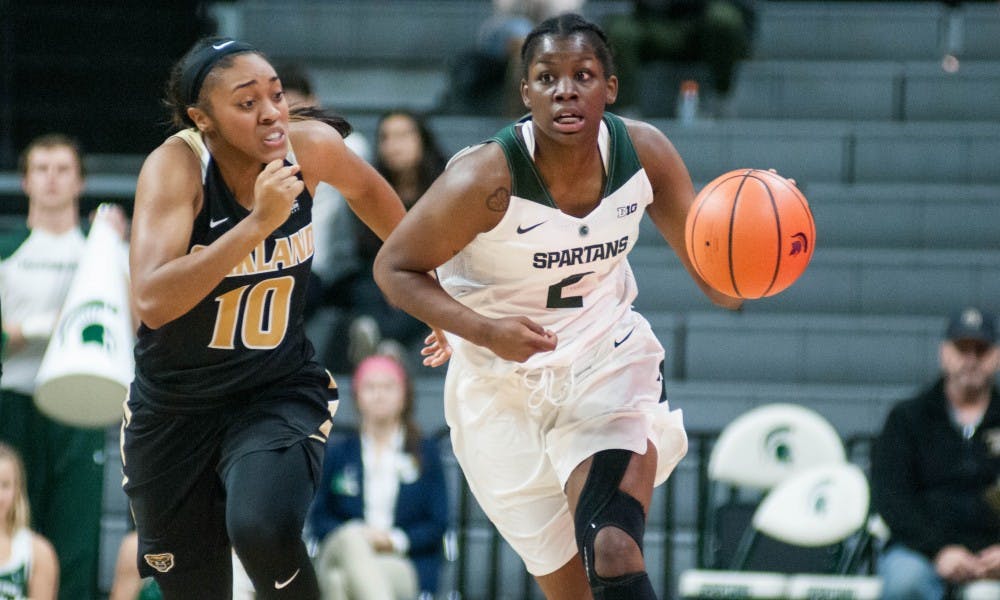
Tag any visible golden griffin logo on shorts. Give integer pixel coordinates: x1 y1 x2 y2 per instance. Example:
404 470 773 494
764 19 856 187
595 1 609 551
144 552 175 573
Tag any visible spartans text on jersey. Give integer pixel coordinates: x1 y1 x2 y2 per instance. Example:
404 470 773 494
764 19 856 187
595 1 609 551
532 236 629 269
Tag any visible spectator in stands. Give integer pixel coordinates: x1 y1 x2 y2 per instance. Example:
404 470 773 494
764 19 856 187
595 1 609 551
110 529 252 600
309 354 449 600
111 529 261 600
109 531 161 600
374 13 742 599
0 133 126 599
449 0 584 117
334 110 447 369
604 0 756 117
276 63 372 325
0 442 59 600
872 306 1000 599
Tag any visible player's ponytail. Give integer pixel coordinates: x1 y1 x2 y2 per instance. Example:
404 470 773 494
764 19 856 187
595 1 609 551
289 105 352 139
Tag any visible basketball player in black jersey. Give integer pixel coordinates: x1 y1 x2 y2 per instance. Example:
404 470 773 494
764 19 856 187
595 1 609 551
123 38 445 599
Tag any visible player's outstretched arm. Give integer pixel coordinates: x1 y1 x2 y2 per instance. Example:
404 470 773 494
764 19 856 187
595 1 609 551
628 119 742 311
291 120 406 242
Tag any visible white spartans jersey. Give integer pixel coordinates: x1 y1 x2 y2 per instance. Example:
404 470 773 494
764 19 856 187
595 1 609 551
0 227 86 394
0 528 33 600
438 114 651 374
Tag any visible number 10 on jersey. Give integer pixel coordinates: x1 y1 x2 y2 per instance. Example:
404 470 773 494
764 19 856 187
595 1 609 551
208 276 294 350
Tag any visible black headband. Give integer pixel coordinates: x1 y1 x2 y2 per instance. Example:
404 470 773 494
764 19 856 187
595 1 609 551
180 39 258 106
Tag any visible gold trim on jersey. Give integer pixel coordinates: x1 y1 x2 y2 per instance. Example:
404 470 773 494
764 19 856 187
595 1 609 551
120 393 132 486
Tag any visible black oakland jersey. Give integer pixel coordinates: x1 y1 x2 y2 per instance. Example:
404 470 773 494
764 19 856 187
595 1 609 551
133 131 320 410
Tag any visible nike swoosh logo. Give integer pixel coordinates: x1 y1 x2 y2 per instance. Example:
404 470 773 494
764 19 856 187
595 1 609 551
613 327 635 348
516 221 546 234
209 217 229 228
212 40 235 50
274 568 300 590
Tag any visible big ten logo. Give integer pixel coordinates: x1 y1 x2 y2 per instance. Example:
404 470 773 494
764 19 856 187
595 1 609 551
616 203 638 218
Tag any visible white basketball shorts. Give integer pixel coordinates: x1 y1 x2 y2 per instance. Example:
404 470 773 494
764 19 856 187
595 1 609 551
443 311 688 576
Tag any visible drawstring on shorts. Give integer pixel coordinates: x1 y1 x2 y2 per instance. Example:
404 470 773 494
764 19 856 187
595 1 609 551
523 366 576 413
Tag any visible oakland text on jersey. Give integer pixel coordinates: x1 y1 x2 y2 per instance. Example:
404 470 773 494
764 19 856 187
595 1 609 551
532 235 629 269
191 222 315 278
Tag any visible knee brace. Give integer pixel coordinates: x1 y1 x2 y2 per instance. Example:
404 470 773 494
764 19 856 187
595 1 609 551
591 572 657 600
574 449 653 599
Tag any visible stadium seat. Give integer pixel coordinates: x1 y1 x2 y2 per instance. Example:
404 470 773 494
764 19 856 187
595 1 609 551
680 462 881 600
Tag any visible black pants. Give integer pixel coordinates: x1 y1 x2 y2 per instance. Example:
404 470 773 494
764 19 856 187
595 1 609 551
122 381 330 599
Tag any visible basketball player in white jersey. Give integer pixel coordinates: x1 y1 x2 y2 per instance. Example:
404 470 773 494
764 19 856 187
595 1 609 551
375 12 740 600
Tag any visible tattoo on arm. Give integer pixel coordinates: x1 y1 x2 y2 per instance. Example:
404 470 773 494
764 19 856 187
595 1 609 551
485 187 510 212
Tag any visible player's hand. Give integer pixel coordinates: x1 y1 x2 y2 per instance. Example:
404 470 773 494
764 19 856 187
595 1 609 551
935 545 980 582
977 544 1000 577
767 167 797 187
251 159 303 231
91 203 130 240
362 526 394 553
714 291 744 311
421 327 453 368
483 316 557 363
2 323 26 353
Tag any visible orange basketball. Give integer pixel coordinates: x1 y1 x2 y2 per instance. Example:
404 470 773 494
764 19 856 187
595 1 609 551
685 169 815 299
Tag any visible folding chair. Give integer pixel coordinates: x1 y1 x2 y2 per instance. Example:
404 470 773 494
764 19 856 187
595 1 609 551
958 580 1000 600
708 402 846 489
681 462 882 600
756 463 881 599
679 403 862 599
704 403 847 568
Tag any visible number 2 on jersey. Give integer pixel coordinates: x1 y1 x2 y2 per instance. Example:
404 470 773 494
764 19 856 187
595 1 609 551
546 271 594 308
209 276 294 349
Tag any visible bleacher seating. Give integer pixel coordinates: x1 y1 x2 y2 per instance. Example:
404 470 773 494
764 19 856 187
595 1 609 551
681 311 942 385
629 246 1000 316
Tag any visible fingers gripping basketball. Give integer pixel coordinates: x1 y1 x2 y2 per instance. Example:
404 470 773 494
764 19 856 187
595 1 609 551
685 169 815 299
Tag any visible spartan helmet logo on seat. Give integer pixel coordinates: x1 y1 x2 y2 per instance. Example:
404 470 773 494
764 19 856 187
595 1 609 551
144 552 175 573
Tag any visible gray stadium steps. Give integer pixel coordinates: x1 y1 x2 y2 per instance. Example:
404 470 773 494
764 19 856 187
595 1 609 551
309 65 448 114
407 116 1000 185
677 310 944 385
753 1 941 60
731 60 1000 121
666 379 915 439
214 1 1000 64
655 119 1000 185
305 57 1000 122
629 246 1000 317
211 0 630 64
753 1 1000 61
800 182 1000 249
637 182 1000 250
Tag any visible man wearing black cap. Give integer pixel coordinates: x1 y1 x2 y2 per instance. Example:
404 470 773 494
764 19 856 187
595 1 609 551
872 307 1000 599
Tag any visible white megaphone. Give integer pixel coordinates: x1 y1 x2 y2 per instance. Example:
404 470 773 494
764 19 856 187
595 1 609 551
34 204 134 428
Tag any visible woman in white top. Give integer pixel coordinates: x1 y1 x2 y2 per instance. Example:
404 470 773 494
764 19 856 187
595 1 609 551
0 442 58 600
